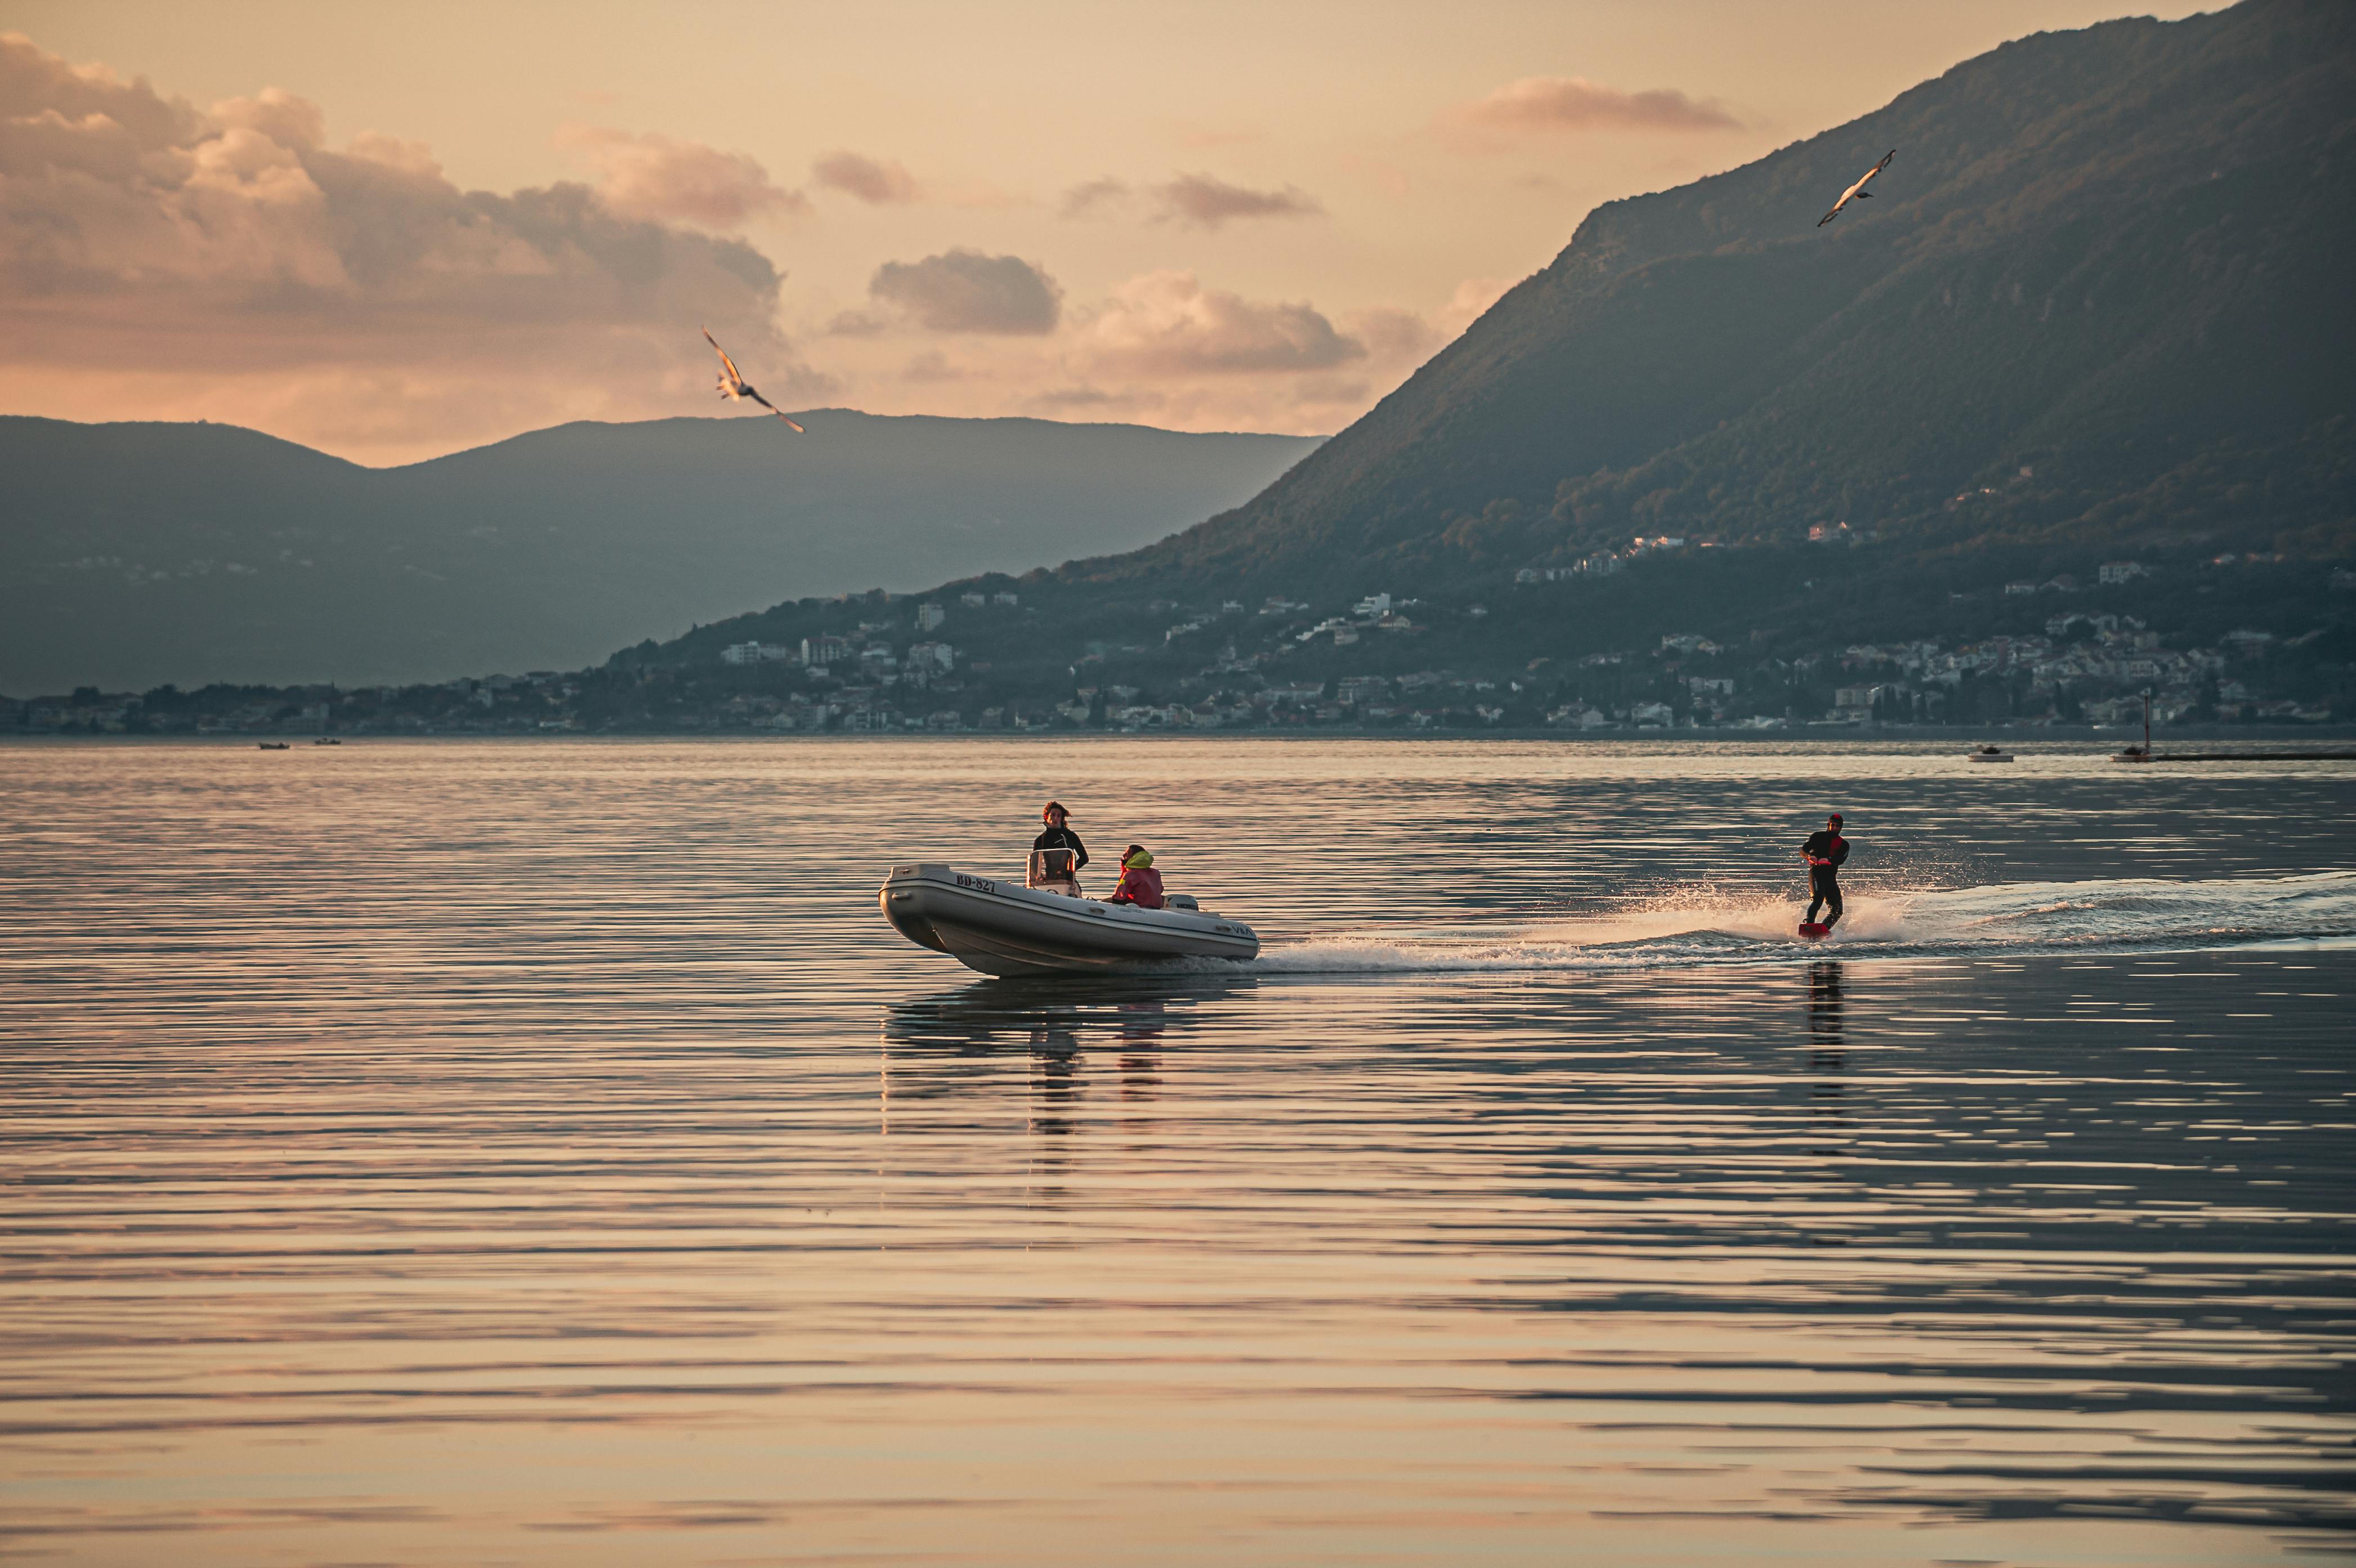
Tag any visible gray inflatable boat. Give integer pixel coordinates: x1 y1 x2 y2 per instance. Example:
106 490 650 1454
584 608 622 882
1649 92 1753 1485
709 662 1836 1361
879 863 1259 976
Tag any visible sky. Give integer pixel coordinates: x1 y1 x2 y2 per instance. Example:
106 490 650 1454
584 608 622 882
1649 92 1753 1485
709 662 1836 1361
1 0 2211 465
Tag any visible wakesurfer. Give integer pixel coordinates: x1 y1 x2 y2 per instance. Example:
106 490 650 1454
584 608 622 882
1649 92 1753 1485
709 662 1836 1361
1801 813 1850 934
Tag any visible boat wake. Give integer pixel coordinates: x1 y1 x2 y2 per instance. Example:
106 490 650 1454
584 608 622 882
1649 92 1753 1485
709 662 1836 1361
1246 870 2356 975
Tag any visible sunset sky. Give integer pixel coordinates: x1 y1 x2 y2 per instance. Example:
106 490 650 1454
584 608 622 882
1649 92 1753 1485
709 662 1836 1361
3 0 2207 464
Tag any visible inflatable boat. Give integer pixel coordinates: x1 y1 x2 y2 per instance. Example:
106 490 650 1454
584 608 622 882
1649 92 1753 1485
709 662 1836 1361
879 863 1259 976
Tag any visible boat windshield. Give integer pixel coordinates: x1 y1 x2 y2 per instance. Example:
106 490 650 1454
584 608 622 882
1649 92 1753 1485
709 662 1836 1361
1027 847 1081 889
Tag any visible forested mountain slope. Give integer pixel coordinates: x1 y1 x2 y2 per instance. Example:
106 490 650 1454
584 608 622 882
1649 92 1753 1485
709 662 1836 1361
1076 0 2354 591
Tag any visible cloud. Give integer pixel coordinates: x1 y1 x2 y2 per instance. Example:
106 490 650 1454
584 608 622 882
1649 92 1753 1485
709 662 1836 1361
0 37 198 148
342 129 440 178
869 248 1062 334
556 124 806 227
1075 271 1363 378
1321 283 1509 379
812 149 919 204
1342 305 1437 364
1445 75 1740 140
1435 276 1513 336
211 86 324 150
964 274 1510 437
901 349 964 382
814 268 1495 441
1058 176 1130 218
1059 172 1321 229
1023 385 1166 417
1155 172 1320 229
0 33 826 463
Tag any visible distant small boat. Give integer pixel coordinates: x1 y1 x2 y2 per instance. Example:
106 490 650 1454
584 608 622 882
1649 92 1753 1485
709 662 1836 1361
312 738 341 745
1967 744 2013 762
257 742 290 750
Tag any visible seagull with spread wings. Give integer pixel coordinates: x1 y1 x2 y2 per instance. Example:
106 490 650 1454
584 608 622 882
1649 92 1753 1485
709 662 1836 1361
701 328 805 431
1818 149 1895 227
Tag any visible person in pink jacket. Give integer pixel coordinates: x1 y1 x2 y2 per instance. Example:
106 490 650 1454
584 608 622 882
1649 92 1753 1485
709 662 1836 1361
1107 845 1165 909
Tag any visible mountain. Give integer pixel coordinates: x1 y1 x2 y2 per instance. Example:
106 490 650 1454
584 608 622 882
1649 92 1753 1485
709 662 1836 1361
0 412 1318 693
1070 0 2354 593
540 0 2351 737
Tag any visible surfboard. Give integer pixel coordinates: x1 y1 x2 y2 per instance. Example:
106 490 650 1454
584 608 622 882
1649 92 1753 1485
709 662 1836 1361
1798 922 1830 940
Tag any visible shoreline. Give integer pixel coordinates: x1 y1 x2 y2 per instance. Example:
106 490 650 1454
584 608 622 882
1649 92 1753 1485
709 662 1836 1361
10 726 2356 748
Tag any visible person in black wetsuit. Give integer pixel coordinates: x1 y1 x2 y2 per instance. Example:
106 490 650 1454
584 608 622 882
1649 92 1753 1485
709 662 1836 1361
1029 800 1089 896
1801 812 1850 930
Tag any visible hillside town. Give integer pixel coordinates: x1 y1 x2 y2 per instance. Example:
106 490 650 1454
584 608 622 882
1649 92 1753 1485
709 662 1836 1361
12 556 2350 738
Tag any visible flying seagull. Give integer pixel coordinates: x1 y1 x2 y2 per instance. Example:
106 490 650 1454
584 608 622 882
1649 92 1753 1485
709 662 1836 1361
701 327 805 431
1818 149 1895 227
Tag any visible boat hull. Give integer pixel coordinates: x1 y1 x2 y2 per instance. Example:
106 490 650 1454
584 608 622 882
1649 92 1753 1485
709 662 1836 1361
880 863 1259 977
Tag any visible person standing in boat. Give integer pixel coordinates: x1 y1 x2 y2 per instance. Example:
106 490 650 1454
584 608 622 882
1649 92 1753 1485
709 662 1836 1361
1801 813 1850 931
1029 801 1089 896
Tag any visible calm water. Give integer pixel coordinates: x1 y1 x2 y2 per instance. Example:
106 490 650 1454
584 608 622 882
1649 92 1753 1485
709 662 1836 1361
3 738 2352 1566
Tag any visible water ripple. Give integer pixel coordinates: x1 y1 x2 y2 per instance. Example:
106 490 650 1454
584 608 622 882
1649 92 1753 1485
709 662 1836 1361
2 738 2350 1565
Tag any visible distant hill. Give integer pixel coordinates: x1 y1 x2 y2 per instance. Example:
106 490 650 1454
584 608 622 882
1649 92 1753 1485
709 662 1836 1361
0 413 1319 692
1069 0 2354 593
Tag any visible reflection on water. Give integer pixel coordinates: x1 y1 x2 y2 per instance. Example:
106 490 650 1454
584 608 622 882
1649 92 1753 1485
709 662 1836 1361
886 976 1246 1053
1807 961 1847 1143
887 980 1234 1164
1 738 2351 1566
